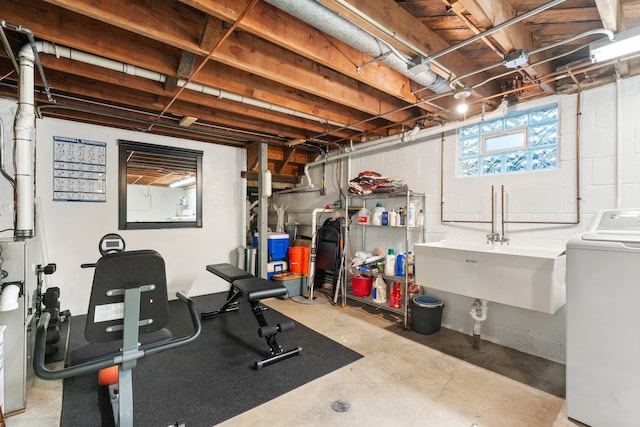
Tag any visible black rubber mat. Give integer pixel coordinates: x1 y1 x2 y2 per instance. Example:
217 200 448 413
60 292 362 427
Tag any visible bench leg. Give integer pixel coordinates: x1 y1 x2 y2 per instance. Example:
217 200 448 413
201 286 242 319
254 347 302 370
250 301 302 369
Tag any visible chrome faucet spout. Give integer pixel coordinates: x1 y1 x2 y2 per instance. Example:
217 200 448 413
486 233 500 244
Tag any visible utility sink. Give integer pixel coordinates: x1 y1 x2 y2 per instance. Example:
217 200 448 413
414 240 566 314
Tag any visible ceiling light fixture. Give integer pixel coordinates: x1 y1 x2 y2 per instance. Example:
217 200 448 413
503 49 530 68
169 175 195 188
453 84 472 114
590 26 640 63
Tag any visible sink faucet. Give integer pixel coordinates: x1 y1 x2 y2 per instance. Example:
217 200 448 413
486 233 509 245
486 233 500 244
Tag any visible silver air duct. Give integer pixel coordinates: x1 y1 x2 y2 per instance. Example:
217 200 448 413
264 0 451 94
15 43 35 238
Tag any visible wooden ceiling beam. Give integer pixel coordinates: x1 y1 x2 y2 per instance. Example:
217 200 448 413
5 1 396 135
316 0 499 98
456 0 556 94
275 147 297 175
179 0 427 109
594 0 620 32
39 0 419 123
31 67 321 143
203 28 420 123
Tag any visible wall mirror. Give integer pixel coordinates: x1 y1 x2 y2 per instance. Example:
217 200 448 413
118 140 202 229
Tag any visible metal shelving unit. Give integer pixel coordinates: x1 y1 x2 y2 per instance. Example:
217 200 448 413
344 191 426 328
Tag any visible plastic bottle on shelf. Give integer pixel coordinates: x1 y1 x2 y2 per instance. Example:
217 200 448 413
389 209 398 227
390 282 401 309
372 275 387 303
417 209 424 227
398 207 405 226
395 252 406 276
372 202 385 226
407 202 416 227
384 249 396 276
357 207 370 224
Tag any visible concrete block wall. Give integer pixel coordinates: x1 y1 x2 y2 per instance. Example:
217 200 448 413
0 101 246 316
277 74 640 363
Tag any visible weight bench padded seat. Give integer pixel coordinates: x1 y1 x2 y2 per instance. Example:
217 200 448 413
205 263 252 283
203 263 301 369
234 277 288 300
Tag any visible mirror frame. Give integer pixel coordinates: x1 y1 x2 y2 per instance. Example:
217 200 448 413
118 140 203 230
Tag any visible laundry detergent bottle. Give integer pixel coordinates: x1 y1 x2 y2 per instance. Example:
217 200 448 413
372 275 387 303
384 249 396 276
395 252 406 277
372 202 385 225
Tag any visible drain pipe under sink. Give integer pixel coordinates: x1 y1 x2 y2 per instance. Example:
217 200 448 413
470 299 489 349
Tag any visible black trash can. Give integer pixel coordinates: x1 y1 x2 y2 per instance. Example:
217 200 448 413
410 295 444 334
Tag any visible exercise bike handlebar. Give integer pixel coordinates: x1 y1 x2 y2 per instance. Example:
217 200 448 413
33 311 116 381
33 291 202 381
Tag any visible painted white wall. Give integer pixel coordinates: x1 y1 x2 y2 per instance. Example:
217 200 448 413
0 102 246 315
275 74 640 363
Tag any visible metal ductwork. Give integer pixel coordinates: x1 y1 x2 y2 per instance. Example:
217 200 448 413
14 43 35 238
264 0 451 94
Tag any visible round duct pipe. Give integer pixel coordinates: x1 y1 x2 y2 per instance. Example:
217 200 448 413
264 0 451 94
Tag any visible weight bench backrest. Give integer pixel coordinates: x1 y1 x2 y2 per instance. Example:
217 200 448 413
85 249 169 344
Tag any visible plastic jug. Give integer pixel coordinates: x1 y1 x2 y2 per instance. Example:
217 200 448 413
384 249 396 276
372 203 385 226
357 207 371 224
372 275 387 303
395 253 406 277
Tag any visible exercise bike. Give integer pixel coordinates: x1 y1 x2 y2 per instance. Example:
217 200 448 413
33 233 201 427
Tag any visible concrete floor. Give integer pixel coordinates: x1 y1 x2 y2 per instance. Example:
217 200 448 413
6 293 580 427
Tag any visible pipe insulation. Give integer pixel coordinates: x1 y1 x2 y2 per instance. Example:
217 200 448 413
29 41 359 131
15 44 36 238
0 119 15 186
263 0 451 94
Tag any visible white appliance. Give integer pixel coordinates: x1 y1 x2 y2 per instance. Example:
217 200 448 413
566 209 640 427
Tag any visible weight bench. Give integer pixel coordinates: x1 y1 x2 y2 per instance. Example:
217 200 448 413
202 263 301 369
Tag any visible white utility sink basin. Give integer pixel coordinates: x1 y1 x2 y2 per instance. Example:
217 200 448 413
414 240 566 313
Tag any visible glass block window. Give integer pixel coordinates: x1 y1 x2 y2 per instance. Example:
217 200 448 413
458 103 558 177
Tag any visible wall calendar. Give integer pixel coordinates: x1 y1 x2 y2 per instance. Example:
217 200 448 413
53 136 107 202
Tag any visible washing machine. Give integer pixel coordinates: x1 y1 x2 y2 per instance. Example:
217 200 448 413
566 209 640 427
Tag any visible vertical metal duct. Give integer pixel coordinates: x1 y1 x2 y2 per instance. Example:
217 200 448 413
14 43 35 238
264 0 451 94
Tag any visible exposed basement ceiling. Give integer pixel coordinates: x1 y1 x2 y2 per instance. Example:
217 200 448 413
1 0 639 189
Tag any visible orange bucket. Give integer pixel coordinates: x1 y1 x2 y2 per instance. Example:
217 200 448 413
288 246 310 275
